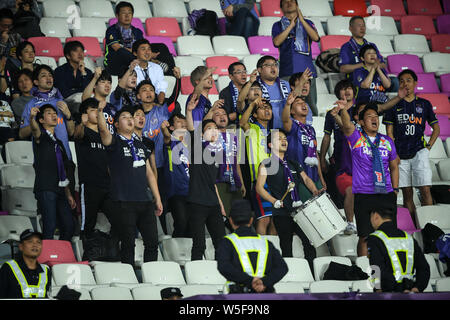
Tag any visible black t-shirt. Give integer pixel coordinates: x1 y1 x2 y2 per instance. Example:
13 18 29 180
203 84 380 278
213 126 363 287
106 134 153 202
75 126 110 189
263 155 305 216
186 130 220 207
0 257 52 299
32 129 69 194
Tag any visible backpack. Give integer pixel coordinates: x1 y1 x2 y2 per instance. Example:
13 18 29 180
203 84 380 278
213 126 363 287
315 48 341 73
323 261 369 281
82 230 120 262
188 9 219 38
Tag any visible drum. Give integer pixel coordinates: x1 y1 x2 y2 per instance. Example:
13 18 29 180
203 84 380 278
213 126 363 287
292 192 347 248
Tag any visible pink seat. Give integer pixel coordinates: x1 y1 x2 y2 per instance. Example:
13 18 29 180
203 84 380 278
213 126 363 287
400 16 437 40
144 36 177 57
28 37 64 60
320 35 351 51
370 0 407 20
407 0 443 18
431 34 450 54
65 37 103 59
387 54 424 75
334 0 368 17
205 56 240 77
397 207 420 233
180 76 219 95
108 18 145 35
311 41 320 59
425 114 450 139
145 17 182 42
260 0 282 17
418 93 450 115
440 73 450 96
38 240 89 267
415 73 440 94
437 15 450 34
247 36 279 59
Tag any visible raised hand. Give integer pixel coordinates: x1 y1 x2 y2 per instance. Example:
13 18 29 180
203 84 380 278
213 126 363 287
286 91 297 106
98 100 107 112
30 107 40 119
187 94 199 112
249 69 258 83
161 120 170 130
94 67 102 78
81 113 89 125
398 86 407 99
129 59 140 70
56 101 71 118
172 66 181 79
212 99 225 109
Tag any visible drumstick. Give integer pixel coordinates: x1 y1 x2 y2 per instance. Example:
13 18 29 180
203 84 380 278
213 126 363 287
280 182 296 202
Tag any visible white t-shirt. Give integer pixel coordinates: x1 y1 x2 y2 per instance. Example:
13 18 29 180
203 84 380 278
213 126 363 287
0 100 15 128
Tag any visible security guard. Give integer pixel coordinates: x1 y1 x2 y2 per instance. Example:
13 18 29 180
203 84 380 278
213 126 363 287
0 229 51 299
367 208 430 293
216 200 288 293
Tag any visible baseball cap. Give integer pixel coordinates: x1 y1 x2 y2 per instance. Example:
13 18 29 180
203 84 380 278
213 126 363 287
160 287 183 299
229 200 254 224
20 229 43 242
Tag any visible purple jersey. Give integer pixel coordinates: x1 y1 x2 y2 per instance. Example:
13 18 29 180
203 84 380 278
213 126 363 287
383 96 438 159
347 129 397 194
216 132 242 189
353 66 389 103
286 119 319 182
186 94 212 130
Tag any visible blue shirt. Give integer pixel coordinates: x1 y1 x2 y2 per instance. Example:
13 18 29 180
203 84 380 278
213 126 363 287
162 139 190 199
21 89 72 160
186 94 212 130
383 96 438 159
220 0 259 19
353 66 389 103
142 103 173 168
272 19 317 78
339 38 384 81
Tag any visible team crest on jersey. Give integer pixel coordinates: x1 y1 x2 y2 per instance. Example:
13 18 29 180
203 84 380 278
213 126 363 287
416 106 423 113
151 117 158 126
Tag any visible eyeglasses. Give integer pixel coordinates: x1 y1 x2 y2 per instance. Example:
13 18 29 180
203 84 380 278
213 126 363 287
232 70 247 75
262 63 278 69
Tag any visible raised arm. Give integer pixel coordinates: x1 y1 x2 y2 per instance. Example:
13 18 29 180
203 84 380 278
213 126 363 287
56 101 75 137
377 87 406 113
376 65 391 90
96 100 112 146
118 60 139 89
239 97 262 133
237 69 258 113
335 100 355 137
29 107 41 140
186 94 200 132
297 8 319 42
273 17 297 47
282 92 296 133
82 67 102 101
360 66 376 89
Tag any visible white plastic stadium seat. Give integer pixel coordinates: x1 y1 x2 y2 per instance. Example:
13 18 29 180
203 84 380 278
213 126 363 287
180 284 219 297
93 263 139 286
279 258 315 289
58 57 96 71
184 260 226 289
217 76 230 92
51 286 92 300
436 278 450 292
425 254 444 286
160 237 193 265
308 17 326 38
365 35 395 57
355 256 371 276
72 18 107 42
437 159 450 182
326 16 352 36
141 261 186 285
4 141 33 165
242 54 261 73
309 280 350 293
0 215 33 243
313 256 352 281
274 282 305 293
317 94 337 116
329 234 358 257
0 165 35 188
126 0 153 22
132 285 164 300
261 235 282 253
177 95 189 115
34 56 58 70
393 35 430 58
416 205 450 231
42 0 76 18
153 0 188 22
428 137 447 162
177 36 214 60
364 16 398 38
134 239 164 267
188 0 224 18
52 263 98 288
91 287 133 300
422 52 450 76
174 56 205 77
301 0 333 21
1 187 37 217
39 18 71 41
258 17 280 36
212 36 250 59
352 280 374 293
78 0 114 20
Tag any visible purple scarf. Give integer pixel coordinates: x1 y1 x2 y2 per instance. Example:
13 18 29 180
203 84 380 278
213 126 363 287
31 87 63 104
217 132 241 190
293 119 318 167
119 133 146 168
276 155 300 202
46 130 69 187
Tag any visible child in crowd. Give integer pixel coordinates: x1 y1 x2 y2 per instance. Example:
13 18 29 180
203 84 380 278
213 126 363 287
110 60 139 110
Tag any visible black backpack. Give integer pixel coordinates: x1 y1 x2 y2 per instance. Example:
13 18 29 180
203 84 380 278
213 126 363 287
82 230 120 262
323 261 369 281
315 48 341 73
194 10 220 38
